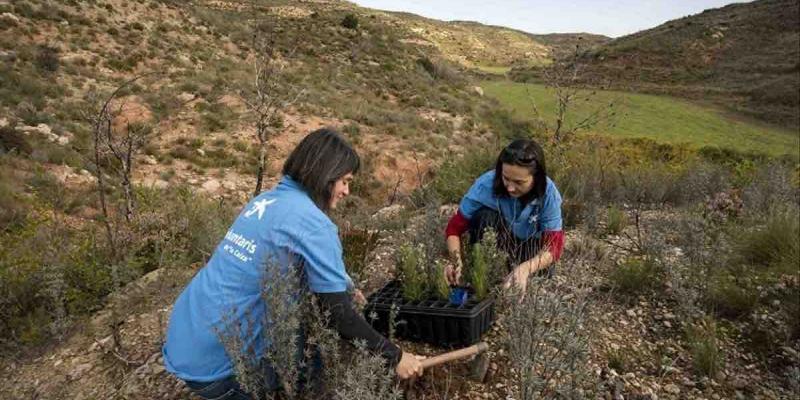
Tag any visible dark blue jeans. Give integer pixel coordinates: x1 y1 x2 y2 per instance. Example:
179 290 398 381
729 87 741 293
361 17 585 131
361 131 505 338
468 207 555 278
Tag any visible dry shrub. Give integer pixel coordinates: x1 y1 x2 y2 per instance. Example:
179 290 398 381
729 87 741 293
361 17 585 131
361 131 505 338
501 247 597 399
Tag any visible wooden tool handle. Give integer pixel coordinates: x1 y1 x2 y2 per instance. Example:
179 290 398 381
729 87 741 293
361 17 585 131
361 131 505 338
420 342 488 369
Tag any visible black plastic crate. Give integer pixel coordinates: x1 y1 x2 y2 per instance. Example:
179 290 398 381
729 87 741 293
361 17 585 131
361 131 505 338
363 280 495 348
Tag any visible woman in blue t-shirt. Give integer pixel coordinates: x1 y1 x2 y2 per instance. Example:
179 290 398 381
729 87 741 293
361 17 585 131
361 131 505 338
163 128 423 399
444 139 565 294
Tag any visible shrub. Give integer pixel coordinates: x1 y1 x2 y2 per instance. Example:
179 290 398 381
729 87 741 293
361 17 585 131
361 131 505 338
732 209 799 272
341 14 358 30
397 243 426 302
606 348 629 373
705 276 758 318
605 205 628 235
0 126 32 155
502 260 592 399
35 45 60 73
609 258 659 295
685 318 724 377
429 147 495 203
468 243 489 301
341 228 379 282
431 259 450 301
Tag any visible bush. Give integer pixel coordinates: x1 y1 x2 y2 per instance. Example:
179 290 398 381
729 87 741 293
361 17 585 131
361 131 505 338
0 126 32 155
397 244 426 302
685 318 724 377
705 276 758 318
341 14 358 30
341 228 379 282
35 45 60 73
429 147 495 203
605 205 628 235
732 209 800 272
0 184 235 350
609 258 660 295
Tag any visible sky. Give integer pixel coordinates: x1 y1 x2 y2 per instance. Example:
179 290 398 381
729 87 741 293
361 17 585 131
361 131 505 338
349 0 753 38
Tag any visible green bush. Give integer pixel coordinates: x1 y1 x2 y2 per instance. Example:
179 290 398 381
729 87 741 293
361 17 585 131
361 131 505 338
341 228 380 282
733 210 800 272
0 184 235 349
605 205 628 235
609 258 660 295
685 318 724 377
706 275 758 318
341 14 358 30
35 45 60 73
430 147 496 203
397 244 426 302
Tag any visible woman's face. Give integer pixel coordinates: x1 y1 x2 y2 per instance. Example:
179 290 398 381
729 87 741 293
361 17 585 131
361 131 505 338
329 173 354 209
501 163 534 198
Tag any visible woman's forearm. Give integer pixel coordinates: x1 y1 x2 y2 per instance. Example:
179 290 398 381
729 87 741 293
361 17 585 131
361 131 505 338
517 250 554 276
446 235 462 260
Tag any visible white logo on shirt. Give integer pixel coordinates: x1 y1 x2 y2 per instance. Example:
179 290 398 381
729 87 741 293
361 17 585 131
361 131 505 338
245 198 276 220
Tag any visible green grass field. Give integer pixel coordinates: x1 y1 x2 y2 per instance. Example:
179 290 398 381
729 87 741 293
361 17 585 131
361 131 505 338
482 81 799 158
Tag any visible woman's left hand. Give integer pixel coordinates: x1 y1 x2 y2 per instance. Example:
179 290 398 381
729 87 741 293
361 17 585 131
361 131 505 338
352 289 367 307
502 264 529 301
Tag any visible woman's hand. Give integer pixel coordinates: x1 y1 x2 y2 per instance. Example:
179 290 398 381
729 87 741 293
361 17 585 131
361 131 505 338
352 289 367 308
503 263 530 301
396 351 424 379
444 256 463 285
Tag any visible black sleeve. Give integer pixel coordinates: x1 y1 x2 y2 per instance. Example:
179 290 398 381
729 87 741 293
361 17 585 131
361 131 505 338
315 291 402 368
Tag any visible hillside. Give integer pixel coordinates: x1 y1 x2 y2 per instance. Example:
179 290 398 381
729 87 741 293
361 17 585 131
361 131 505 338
511 0 800 128
0 0 500 203
360 10 552 71
527 32 612 60
0 1 798 400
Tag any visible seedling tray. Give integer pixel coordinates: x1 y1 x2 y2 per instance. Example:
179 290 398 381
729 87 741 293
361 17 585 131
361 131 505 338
363 280 495 347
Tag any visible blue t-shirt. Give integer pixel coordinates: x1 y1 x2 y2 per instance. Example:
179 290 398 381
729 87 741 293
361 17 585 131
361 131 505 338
163 176 353 382
459 171 562 240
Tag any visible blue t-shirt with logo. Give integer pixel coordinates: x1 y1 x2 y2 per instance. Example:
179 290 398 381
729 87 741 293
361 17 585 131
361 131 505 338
163 176 353 382
459 171 562 240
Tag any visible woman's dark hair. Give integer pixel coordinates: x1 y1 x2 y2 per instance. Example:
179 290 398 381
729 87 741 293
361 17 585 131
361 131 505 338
283 128 360 211
493 139 548 203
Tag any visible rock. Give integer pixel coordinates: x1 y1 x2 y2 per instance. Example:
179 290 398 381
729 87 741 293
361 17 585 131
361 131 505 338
732 378 748 390
202 179 220 192
1 12 20 25
177 92 195 102
142 155 158 165
473 86 484 96
0 117 8 127
0 50 16 63
196 148 206 156
68 363 93 380
626 309 637 317
372 204 403 220
367 61 380 67
57 135 70 145
20 123 53 136
664 384 680 394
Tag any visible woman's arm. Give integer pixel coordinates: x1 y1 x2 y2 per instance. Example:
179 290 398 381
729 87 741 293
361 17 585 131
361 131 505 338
502 230 564 294
315 291 423 378
444 210 470 284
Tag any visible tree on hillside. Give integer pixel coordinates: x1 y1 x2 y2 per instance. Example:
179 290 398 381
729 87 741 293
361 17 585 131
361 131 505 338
242 17 304 197
86 74 155 256
529 45 618 145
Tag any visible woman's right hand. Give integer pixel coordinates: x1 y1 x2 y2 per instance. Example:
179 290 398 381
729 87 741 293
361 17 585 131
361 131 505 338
444 256 463 285
395 351 424 379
